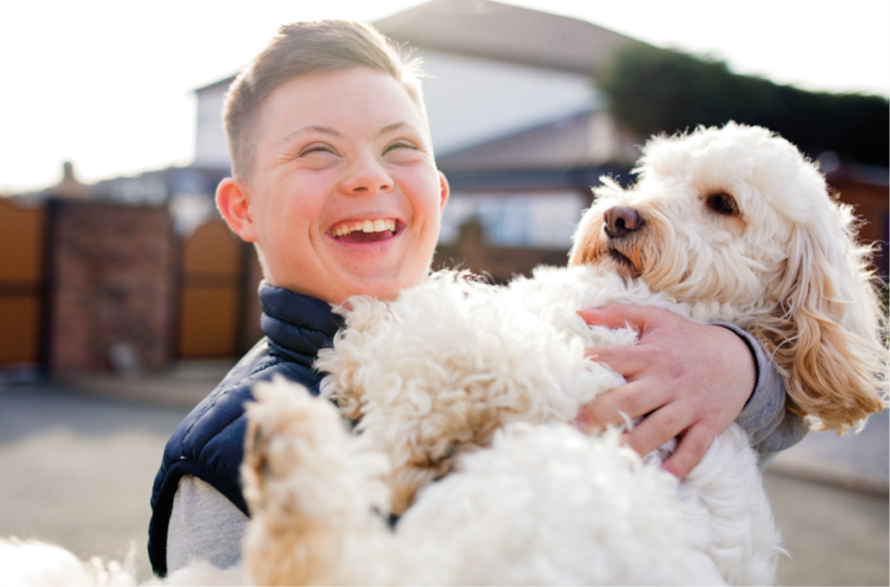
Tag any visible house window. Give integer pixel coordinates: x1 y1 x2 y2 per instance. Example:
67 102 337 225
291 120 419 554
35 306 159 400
440 191 587 249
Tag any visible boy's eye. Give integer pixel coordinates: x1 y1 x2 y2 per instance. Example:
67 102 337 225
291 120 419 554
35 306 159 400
383 142 416 155
300 144 335 156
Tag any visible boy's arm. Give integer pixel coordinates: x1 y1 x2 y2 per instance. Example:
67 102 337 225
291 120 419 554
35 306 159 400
166 475 247 573
716 322 810 461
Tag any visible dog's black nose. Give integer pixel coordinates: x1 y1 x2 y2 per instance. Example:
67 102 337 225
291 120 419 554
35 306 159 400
604 206 643 238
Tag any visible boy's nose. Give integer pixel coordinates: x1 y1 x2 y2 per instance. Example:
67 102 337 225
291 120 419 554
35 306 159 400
343 156 394 194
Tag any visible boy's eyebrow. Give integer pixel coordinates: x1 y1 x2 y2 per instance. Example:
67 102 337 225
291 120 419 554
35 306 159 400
280 125 343 143
375 122 409 137
280 122 414 143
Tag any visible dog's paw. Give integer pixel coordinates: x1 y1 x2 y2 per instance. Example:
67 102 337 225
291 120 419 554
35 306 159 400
242 377 342 512
241 378 395 586
242 377 391 518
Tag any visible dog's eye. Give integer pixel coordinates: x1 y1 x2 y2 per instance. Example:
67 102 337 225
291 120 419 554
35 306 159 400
706 193 739 216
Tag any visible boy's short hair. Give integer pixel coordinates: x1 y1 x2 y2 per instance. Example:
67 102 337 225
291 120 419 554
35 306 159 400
223 20 425 181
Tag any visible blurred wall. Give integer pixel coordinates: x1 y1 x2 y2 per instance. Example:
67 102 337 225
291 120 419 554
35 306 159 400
827 171 889 275
48 200 176 374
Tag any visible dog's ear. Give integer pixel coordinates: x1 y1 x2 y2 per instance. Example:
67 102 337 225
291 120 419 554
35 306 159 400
754 205 887 432
568 208 605 266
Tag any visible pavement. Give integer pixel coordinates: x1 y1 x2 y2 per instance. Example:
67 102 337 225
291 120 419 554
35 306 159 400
0 362 887 585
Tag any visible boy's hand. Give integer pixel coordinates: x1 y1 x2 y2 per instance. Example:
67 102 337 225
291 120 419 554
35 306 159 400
573 304 756 479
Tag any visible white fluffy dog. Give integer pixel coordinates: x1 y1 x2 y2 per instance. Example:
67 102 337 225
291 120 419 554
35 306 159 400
2 124 885 586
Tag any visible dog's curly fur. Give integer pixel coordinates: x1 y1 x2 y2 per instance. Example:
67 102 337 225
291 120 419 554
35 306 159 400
2 124 886 586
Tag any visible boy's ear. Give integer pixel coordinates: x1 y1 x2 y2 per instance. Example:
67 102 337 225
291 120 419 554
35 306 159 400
438 171 450 212
216 178 258 243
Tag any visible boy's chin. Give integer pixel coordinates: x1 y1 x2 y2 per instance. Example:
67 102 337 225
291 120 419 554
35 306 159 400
337 271 431 304
269 262 432 305
341 282 405 303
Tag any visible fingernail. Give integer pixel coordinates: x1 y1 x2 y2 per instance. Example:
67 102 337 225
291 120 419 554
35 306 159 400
660 463 681 479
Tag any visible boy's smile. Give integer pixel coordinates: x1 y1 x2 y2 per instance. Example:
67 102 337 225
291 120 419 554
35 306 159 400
330 218 398 241
217 67 449 305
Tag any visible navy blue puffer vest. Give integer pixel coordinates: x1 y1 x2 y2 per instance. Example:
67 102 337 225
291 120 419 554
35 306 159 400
148 283 341 575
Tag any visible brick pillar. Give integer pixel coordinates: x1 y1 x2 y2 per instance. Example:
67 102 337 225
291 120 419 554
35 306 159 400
48 200 175 375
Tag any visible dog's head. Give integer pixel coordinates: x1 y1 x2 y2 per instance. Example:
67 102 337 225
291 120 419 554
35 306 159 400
569 123 887 431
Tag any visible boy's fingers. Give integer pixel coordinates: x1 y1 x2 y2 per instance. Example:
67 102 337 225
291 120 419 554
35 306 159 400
578 304 653 332
574 381 664 433
584 344 649 380
660 425 714 479
623 402 689 458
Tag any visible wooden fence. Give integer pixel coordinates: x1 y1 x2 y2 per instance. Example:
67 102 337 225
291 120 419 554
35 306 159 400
176 220 245 359
0 199 261 372
0 198 46 366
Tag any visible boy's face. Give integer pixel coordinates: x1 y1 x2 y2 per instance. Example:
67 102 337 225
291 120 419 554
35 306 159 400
219 67 449 304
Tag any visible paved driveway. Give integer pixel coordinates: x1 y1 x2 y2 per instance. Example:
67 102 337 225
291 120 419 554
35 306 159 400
0 382 887 584
0 384 187 577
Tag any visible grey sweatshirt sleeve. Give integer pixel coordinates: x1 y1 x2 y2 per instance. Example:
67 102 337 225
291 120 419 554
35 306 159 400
166 475 247 573
713 322 810 462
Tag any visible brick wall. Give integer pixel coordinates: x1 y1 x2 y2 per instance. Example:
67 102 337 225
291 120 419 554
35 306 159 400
827 175 889 276
48 200 175 374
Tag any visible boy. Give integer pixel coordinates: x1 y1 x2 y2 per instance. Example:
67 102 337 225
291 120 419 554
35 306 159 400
149 20 805 576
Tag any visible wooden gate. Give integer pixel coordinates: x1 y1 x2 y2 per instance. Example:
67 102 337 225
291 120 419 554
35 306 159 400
177 220 243 358
0 198 46 366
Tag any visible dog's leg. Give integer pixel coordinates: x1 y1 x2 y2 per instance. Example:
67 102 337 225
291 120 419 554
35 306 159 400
678 425 783 586
241 378 399 586
396 423 726 585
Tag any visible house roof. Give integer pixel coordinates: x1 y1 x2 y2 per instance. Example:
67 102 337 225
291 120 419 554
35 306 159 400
437 110 635 172
194 77 233 93
194 0 642 93
376 0 641 75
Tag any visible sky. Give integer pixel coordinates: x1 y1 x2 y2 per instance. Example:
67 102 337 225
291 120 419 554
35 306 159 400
1 0 887 193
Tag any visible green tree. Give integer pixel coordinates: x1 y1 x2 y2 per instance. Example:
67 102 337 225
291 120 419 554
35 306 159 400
598 44 889 166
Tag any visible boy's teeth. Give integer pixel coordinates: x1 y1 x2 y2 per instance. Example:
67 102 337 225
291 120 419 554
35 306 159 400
333 219 396 237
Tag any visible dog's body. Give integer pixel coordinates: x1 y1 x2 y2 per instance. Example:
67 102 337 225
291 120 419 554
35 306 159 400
2 124 885 586
255 266 779 586
245 265 782 585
